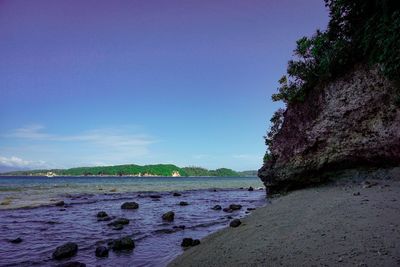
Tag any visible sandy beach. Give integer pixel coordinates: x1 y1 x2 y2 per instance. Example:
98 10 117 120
169 179 400 266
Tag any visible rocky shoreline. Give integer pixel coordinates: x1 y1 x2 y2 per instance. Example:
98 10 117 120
169 177 400 266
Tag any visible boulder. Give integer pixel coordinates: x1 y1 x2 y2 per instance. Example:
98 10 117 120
173 192 182 197
181 238 194 247
55 201 65 207
223 208 233 213
95 246 109 258
10 237 22 244
110 236 135 251
162 211 175 222
179 201 189 206
150 195 162 199
52 242 78 260
192 239 201 246
211 205 222 210
121 202 139 209
229 204 242 210
110 218 129 225
96 211 108 218
248 186 254 191
230 219 242 228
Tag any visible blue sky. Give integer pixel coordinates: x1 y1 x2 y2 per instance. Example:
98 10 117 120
0 0 328 172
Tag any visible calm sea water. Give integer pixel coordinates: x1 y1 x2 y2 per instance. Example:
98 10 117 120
0 176 265 267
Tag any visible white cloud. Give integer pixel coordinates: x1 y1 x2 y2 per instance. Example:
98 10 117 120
2 124 158 168
0 155 47 170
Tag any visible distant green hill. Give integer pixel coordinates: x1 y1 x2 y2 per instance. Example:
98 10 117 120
238 170 258 177
2 164 242 177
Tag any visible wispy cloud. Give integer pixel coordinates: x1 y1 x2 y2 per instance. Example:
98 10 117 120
0 155 47 171
2 124 158 168
7 124 156 149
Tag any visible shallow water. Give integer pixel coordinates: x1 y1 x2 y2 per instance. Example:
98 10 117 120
0 176 265 267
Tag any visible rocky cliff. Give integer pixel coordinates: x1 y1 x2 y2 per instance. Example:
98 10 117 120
258 65 400 193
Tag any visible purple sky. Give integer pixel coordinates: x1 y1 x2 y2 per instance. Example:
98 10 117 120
0 0 329 171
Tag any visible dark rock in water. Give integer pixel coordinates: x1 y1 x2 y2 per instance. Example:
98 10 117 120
59 209 66 211
95 246 109 258
211 205 222 210
112 224 124 230
353 192 361 196
173 192 182 197
52 242 78 260
230 219 241 228
55 201 65 207
179 201 189 206
192 239 200 246
227 216 233 219
173 225 186 230
248 186 254 191
362 180 379 188
109 218 129 225
229 204 242 210
56 262 86 267
213 189 217 192
162 211 175 222
10 237 22 244
121 202 139 209
152 198 161 201
97 211 108 218
150 195 162 199
247 207 256 211
110 236 135 251
181 238 194 247
223 208 233 213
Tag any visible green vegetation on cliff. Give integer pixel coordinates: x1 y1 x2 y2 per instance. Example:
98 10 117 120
3 164 241 177
264 0 400 161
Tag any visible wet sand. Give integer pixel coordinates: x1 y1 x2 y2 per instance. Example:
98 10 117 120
169 179 400 266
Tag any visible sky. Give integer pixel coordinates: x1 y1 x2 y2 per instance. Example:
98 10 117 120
0 0 329 172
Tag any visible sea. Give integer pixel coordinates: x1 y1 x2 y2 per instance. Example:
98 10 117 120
0 176 266 267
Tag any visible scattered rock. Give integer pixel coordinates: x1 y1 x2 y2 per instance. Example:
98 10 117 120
162 211 175 221
181 238 200 247
112 218 130 225
10 237 22 244
247 208 256 211
97 211 108 218
110 236 135 251
112 224 124 230
150 195 162 199
121 202 139 209
353 192 360 196
362 180 379 188
110 188 117 192
223 208 233 213
173 192 182 197
179 201 189 206
95 246 109 258
52 242 78 260
229 204 242 210
59 209 66 211
55 262 86 267
211 205 222 210
230 219 242 228
173 225 186 230
55 201 65 207
181 238 194 247
248 186 254 191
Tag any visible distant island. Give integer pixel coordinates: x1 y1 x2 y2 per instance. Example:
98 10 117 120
0 164 257 177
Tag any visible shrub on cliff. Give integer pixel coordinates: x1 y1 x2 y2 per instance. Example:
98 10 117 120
265 0 400 159
272 0 400 104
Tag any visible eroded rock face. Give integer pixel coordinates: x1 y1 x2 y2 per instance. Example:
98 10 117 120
259 66 400 193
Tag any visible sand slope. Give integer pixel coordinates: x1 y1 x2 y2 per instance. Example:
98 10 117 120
169 180 400 267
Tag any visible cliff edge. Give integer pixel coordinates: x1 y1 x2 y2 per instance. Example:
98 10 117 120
258 65 400 193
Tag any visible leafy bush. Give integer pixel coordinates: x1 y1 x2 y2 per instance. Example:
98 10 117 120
264 0 400 159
